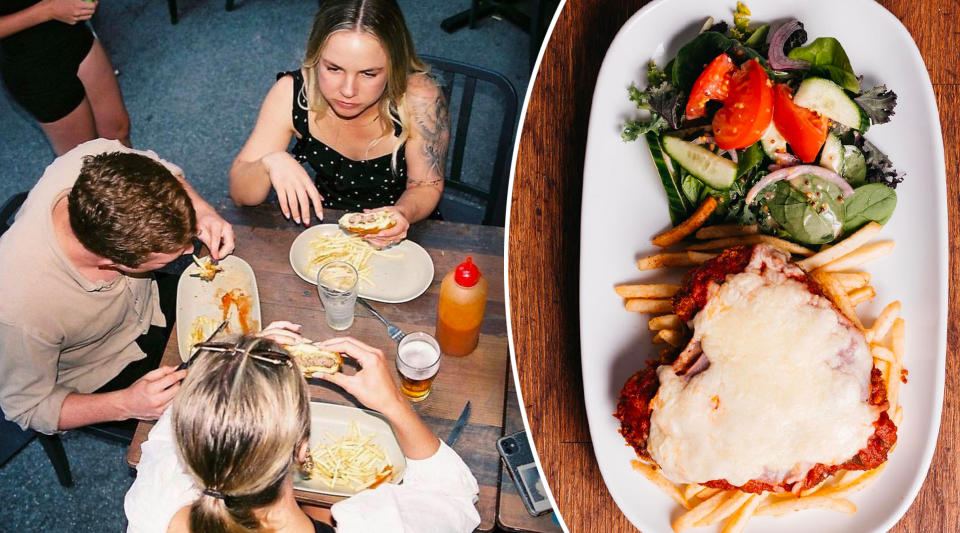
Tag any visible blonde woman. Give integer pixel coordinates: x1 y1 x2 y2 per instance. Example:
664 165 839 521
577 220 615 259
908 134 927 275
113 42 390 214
124 323 480 533
229 0 448 249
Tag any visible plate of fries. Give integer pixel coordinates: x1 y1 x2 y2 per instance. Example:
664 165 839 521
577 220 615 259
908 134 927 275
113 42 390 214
293 402 406 497
176 255 262 361
578 1 947 532
288 224 434 304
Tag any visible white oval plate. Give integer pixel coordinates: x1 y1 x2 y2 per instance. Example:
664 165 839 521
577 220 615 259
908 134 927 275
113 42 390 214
578 1 947 532
293 401 406 497
175 255 262 361
288 224 434 304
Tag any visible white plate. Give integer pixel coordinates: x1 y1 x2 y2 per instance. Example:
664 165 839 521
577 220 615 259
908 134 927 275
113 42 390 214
578 1 947 532
293 401 406 497
175 255 263 361
288 224 434 304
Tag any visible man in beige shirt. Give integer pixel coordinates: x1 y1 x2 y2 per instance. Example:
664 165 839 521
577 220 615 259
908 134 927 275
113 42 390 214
0 138 235 434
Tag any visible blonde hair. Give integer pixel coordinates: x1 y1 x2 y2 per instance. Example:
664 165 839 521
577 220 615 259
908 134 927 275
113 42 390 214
301 0 426 173
172 336 310 533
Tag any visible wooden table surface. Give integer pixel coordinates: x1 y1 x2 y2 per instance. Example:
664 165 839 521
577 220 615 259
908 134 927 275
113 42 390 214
508 1 959 532
126 204 509 531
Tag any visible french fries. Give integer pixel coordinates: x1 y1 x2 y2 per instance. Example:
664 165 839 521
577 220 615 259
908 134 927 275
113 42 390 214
818 241 895 272
615 283 680 299
848 285 876 306
649 314 683 331
755 496 856 516
637 251 716 270
625 299 674 314
305 422 393 491
695 224 759 240
652 329 685 347
797 222 882 271
617 220 907 533
810 270 863 329
631 461 689 509
685 235 814 256
306 231 401 286
653 197 718 248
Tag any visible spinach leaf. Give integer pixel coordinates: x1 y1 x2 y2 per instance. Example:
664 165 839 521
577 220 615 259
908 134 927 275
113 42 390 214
842 183 897 233
681 172 704 205
743 23 770 51
672 32 736 91
646 132 690 224
841 145 867 186
736 142 764 178
855 85 897 125
787 37 860 93
766 177 844 244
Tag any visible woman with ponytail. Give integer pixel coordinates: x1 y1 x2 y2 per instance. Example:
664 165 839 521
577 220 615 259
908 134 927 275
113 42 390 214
125 322 480 533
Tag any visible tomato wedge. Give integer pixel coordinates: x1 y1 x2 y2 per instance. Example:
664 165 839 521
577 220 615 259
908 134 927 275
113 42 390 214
713 59 773 150
772 84 828 163
685 54 735 120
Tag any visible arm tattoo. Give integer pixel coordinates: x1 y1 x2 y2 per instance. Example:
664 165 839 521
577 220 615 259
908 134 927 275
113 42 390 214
409 90 450 185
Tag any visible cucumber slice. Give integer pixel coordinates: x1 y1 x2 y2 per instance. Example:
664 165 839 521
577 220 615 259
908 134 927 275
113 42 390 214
793 77 868 131
819 133 844 174
842 145 867 186
760 121 788 159
662 135 737 190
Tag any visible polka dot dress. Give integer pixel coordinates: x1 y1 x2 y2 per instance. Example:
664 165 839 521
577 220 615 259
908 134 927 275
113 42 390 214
280 70 407 211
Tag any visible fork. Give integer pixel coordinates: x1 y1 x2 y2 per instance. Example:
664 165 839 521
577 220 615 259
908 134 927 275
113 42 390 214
357 298 406 342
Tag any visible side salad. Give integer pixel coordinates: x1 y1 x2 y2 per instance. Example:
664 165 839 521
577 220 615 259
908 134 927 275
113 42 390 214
622 3 900 245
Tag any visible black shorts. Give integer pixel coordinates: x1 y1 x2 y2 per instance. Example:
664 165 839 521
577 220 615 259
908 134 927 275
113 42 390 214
0 21 94 123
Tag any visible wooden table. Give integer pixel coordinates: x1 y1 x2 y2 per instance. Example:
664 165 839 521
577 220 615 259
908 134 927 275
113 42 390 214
497 367 564 532
126 204 508 531
508 1 960 532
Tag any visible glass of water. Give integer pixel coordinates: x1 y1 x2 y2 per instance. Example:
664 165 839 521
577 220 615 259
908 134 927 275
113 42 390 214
316 261 359 331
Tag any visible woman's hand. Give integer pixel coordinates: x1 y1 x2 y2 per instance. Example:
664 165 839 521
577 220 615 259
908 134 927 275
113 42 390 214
315 337 406 415
262 151 324 226
44 0 96 25
256 321 306 345
362 206 410 249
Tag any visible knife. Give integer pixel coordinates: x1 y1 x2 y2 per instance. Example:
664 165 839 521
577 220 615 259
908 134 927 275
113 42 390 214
445 401 471 447
176 319 228 371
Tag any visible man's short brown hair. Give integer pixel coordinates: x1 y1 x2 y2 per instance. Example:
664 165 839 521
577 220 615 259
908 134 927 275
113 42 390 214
68 152 197 268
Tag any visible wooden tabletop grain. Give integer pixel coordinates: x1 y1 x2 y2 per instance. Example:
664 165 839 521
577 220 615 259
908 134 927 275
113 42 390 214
508 1 960 532
126 204 509 531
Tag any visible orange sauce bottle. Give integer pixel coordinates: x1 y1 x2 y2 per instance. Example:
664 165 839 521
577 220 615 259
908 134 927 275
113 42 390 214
435 256 488 356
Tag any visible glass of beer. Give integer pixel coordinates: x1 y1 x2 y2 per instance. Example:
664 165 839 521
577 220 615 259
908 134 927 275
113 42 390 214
317 261 359 331
396 332 442 402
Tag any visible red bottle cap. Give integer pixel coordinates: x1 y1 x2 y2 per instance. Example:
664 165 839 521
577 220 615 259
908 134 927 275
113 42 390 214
454 256 481 287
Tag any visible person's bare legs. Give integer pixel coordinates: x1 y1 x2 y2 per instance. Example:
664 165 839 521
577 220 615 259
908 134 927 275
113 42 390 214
38 97 98 156
77 38 131 146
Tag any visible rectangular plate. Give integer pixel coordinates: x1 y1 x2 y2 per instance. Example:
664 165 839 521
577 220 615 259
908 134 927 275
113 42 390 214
293 401 407 497
578 1 947 532
175 255 262 361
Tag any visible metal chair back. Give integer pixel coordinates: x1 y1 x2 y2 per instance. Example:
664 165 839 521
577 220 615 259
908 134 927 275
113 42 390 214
420 55 518 226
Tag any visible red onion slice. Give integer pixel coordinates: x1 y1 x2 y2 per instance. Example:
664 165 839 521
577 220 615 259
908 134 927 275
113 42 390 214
745 165 854 205
767 20 810 71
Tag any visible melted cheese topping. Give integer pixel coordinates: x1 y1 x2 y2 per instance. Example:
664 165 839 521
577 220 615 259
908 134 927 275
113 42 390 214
648 268 878 487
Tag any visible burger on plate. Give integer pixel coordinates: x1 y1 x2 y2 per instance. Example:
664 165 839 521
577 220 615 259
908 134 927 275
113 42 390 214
616 244 897 494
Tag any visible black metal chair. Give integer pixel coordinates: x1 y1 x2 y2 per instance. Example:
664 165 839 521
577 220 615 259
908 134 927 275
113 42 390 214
0 191 73 487
421 55 518 226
